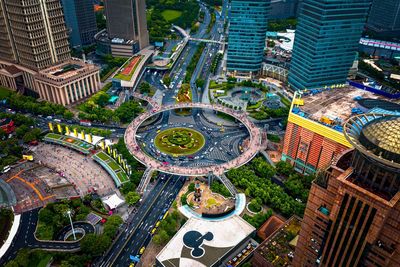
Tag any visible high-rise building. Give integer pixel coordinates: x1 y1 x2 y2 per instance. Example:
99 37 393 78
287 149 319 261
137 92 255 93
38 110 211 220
293 113 400 266
104 0 149 51
269 0 301 19
227 0 270 77
61 0 98 47
281 86 399 175
367 0 400 39
0 0 71 71
288 0 371 91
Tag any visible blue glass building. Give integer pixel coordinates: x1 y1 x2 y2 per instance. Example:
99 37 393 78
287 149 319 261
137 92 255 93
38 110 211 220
288 0 372 91
61 0 97 47
227 0 270 76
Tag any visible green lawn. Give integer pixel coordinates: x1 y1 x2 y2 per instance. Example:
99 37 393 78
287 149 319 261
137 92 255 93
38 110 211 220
117 172 129 183
108 161 121 171
161 10 182 22
96 151 110 161
46 133 63 140
155 127 205 156
0 86 12 98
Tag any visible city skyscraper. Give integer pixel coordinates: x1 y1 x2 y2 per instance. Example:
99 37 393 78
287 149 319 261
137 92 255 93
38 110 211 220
294 114 400 266
227 0 270 77
61 0 98 47
288 0 371 91
367 0 400 38
0 0 70 70
104 0 149 50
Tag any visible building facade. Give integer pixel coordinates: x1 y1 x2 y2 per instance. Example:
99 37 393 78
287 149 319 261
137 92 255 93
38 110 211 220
104 0 149 50
269 0 301 19
61 0 97 47
367 0 400 39
227 0 270 77
293 114 400 267
0 0 71 71
35 59 101 105
288 0 371 91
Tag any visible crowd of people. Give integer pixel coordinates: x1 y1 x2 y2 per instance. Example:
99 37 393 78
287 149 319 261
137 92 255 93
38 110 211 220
33 143 117 196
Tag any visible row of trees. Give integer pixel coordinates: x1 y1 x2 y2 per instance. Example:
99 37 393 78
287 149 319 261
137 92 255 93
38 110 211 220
78 99 144 124
184 43 206 83
4 92 71 119
153 203 186 246
250 106 289 121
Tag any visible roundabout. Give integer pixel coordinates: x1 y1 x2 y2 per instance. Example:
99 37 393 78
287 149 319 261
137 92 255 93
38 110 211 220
154 127 205 156
125 102 263 176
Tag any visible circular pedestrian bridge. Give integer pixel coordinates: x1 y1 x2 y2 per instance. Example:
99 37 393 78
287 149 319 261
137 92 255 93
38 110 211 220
125 102 262 176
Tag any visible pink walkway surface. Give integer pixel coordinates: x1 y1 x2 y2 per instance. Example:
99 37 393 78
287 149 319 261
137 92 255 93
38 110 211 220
124 102 262 176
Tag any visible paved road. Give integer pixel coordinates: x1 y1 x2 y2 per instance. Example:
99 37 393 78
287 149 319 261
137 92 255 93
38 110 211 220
55 222 95 241
97 174 185 267
0 208 84 265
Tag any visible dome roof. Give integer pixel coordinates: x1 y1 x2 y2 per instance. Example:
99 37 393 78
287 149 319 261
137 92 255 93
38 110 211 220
360 116 400 156
344 114 400 168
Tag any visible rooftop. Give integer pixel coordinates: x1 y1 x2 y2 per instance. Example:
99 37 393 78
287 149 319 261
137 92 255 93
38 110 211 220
344 114 400 169
291 86 400 133
156 215 255 267
254 216 302 267
35 58 99 84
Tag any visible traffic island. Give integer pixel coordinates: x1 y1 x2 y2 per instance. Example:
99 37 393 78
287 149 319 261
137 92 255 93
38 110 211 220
154 127 205 156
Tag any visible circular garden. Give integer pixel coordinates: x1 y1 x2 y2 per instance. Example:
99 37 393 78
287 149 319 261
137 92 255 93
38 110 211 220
154 127 205 156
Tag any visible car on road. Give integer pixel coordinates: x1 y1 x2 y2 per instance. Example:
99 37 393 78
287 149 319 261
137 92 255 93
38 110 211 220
139 246 146 255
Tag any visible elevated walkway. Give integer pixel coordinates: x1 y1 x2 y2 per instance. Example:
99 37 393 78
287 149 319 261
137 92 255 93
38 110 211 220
137 167 154 194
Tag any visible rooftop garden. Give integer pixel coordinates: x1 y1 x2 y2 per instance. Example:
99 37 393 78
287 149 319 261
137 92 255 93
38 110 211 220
114 55 144 81
92 151 129 187
43 133 94 154
257 217 301 266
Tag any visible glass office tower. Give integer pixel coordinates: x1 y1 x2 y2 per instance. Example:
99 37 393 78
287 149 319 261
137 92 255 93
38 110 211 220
61 0 97 47
288 0 371 91
367 0 400 38
227 0 270 76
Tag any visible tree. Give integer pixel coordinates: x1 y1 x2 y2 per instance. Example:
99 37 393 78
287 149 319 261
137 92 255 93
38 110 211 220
15 125 29 138
14 249 29 267
0 128 6 140
39 207 54 224
163 75 172 87
125 191 140 206
80 234 104 256
195 79 205 89
5 260 19 267
276 161 294 176
114 100 143 123
139 82 151 94
63 110 74 120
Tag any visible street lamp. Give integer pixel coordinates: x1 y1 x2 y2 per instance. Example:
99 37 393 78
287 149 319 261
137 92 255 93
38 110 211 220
66 210 76 240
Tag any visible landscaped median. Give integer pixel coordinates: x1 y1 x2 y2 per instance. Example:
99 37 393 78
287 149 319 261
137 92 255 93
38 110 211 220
43 133 94 154
92 151 129 187
113 55 144 81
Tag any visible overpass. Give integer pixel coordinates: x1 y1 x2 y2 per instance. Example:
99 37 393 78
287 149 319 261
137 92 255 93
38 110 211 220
124 102 263 177
172 25 226 45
